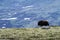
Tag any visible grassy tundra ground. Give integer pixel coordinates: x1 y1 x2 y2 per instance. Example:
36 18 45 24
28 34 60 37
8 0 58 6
0 27 60 40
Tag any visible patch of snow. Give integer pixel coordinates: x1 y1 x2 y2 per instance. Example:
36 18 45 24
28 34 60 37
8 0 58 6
24 18 30 20
22 5 33 9
0 17 17 20
2 26 6 29
3 24 6 25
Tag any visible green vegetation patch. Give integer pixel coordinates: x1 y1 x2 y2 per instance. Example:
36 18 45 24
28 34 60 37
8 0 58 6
0 27 60 40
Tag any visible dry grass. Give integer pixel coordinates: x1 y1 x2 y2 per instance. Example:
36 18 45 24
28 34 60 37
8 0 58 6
0 27 60 40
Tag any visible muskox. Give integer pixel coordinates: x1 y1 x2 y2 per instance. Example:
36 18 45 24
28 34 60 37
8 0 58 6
38 20 50 29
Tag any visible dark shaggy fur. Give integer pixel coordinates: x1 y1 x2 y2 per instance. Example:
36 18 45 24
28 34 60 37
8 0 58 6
38 20 49 26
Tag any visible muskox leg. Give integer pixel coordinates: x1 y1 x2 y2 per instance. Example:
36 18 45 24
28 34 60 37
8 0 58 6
41 26 50 29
